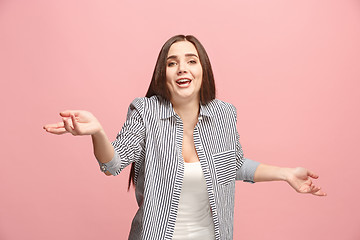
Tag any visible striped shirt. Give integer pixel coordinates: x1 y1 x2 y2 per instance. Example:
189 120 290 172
101 95 259 240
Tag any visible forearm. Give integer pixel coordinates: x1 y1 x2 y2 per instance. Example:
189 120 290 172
252 163 326 196
91 130 114 164
253 163 291 182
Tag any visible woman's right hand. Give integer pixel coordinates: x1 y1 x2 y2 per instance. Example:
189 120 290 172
43 110 103 136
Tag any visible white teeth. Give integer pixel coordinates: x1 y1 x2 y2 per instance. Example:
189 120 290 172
176 79 191 84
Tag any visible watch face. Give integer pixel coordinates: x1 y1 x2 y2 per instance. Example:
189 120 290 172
100 164 107 172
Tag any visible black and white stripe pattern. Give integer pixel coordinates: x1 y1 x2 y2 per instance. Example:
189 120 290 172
103 95 257 240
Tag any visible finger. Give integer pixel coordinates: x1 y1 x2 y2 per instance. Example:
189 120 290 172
45 127 68 135
43 122 64 129
307 170 319 179
310 185 321 193
60 110 80 117
313 188 327 196
309 184 315 192
70 113 83 135
299 179 312 193
305 184 315 193
63 118 76 135
70 113 79 129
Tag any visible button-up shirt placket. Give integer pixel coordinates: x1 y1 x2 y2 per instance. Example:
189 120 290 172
165 114 185 240
193 115 221 240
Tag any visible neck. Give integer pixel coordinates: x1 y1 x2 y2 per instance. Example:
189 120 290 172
171 97 200 126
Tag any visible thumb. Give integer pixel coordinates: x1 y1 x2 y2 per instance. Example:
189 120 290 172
60 110 80 117
307 169 319 179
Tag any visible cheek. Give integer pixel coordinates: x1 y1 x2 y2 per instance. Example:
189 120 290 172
197 67 203 81
165 72 173 89
197 69 203 88
166 77 172 87
165 73 170 84
166 68 173 82
197 64 203 77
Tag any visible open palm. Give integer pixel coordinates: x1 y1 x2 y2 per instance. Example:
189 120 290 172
43 110 103 136
286 167 326 196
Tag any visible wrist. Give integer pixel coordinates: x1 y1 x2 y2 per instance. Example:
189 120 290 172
280 167 293 182
91 128 105 138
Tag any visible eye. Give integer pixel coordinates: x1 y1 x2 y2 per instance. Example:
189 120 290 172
188 60 197 64
167 62 176 67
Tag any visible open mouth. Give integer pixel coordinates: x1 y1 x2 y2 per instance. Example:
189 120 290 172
176 78 192 86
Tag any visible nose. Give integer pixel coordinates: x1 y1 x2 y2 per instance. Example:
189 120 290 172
177 61 188 75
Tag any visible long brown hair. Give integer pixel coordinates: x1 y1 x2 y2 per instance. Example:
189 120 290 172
128 35 216 189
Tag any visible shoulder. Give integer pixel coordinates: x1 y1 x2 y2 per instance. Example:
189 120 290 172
211 99 236 110
205 99 237 116
129 95 166 115
130 96 163 107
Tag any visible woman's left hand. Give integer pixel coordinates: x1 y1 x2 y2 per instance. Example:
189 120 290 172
286 167 327 196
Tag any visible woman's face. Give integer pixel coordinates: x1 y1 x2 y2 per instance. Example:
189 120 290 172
166 41 203 103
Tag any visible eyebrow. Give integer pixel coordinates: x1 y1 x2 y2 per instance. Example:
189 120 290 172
167 53 199 60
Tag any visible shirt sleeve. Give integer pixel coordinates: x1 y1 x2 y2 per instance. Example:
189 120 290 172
235 158 260 183
100 98 146 176
231 103 260 183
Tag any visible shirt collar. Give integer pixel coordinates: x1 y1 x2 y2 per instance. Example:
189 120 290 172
159 96 215 120
199 100 215 118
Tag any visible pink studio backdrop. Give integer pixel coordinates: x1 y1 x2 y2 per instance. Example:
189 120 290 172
1 0 359 239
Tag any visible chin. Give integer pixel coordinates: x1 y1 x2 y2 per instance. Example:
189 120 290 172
172 93 200 103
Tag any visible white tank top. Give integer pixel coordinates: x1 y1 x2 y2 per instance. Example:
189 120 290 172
172 161 215 240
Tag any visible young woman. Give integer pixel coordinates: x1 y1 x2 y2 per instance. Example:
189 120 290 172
43 35 326 240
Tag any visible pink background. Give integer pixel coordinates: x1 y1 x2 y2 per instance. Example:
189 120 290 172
1 0 359 239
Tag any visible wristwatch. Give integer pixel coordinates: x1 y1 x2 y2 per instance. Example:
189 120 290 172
100 163 107 173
